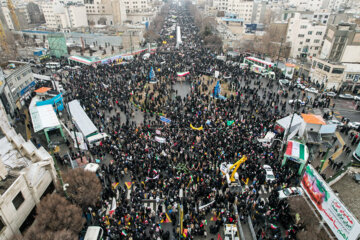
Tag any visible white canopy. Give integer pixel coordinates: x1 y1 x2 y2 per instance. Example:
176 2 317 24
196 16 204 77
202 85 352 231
29 104 60 133
276 114 304 130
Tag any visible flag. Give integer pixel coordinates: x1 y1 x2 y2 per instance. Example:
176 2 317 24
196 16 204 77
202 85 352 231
190 123 203 131
125 182 132 189
227 120 235 126
155 136 166 143
285 140 306 160
183 229 188 238
149 66 156 82
177 71 190 77
270 223 278 229
121 230 127 236
109 197 117 217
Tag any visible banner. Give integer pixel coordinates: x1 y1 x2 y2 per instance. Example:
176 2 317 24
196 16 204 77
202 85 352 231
177 71 190 77
199 200 215 210
190 123 203 131
301 165 360 240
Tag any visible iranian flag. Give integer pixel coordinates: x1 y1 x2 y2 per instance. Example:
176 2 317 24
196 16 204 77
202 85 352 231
109 197 117 217
270 224 278 229
177 71 190 77
121 230 127 236
285 140 306 160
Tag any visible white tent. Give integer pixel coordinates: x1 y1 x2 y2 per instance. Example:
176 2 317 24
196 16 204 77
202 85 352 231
29 104 60 133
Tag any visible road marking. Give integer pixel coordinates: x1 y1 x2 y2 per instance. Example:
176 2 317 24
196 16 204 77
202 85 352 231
260 185 267 194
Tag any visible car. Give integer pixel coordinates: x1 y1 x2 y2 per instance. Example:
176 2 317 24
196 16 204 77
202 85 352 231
305 87 319 94
289 99 305 105
263 165 275 183
278 187 303 199
327 119 344 128
354 96 360 101
296 83 306 89
279 79 290 87
348 122 360 129
339 94 354 99
325 92 336 97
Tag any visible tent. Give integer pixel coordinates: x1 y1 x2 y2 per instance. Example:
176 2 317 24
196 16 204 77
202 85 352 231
276 113 303 133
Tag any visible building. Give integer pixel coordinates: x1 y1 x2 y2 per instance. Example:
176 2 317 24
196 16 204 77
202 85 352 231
287 0 327 11
84 0 128 26
286 13 327 59
41 1 88 29
0 6 14 30
342 63 360 93
320 23 360 64
310 57 345 90
1 62 35 117
0 101 57 240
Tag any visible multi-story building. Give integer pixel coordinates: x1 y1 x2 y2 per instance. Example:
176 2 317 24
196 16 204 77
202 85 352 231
84 0 128 26
310 57 345 90
320 23 360 63
41 1 88 29
0 101 57 240
287 0 327 11
286 13 327 59
0 6 15 30
1 62 34 117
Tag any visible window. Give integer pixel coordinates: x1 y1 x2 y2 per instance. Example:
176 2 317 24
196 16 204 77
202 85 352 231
300 41 303 45
0 216 4 232
315 46 319 50
313 54 316 57
324 65 331 72
316 31 322 35
312 61 317 68
324 15 328 18
317 62 324 69
332 68 344 74
306 39 310 42
298 34 305 38
314 39 320 43
346 74 353 79
298 48 301 51
314 15 317 18
13 192 25 210
300 25 307 29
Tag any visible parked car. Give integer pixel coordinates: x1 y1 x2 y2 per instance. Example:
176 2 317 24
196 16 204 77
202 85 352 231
279 79 290 87
305 87 319 94
354 96 360 101
339 94 354 99
327 119 344 128
348 122 360 129
263 165 275 183
325 92 337 97
289 99 305 105
278 187 303 199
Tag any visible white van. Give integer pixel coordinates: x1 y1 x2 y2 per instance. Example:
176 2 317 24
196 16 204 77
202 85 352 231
86 133 108 148
45 62 61 69
84 226 103 240
84 163 100 173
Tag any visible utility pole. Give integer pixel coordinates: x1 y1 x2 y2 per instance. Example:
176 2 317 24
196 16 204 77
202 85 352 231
276 38 284 68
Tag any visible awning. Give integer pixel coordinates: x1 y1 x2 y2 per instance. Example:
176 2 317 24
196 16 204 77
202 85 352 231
29 104 60 133
276 114 303 129
301 113 326 125
34 87 51 93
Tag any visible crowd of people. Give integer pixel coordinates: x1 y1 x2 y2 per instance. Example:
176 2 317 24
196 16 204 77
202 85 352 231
55 4 316 240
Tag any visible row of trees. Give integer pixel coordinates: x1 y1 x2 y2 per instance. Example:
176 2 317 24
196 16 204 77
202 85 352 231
21 168 102 240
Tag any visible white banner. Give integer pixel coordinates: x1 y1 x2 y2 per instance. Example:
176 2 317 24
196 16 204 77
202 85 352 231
199 200 215 210
155 136 166 143
301 165 360 240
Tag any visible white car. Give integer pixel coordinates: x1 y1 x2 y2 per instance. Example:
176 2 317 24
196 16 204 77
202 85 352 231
263 165 275 183
348 122 360 129
289 99 305 105
339 94 354 99
327 119 344 128
326 92 336 97
354 96 360 101
278 187 303 199
305 87 319 94
279 79 290 87
296 83 306 89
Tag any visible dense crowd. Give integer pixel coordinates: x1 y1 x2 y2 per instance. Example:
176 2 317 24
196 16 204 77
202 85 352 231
57 5 316 240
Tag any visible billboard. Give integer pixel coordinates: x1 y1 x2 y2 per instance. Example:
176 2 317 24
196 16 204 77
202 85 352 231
301 165 360 240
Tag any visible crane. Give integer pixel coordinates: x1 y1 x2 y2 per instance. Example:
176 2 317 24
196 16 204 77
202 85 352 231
7 0 20 30
220 155 247 191
0 22 8 53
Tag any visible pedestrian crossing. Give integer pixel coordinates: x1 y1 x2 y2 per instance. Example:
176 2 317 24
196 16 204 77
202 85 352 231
258 185 273 195
143 201 167 214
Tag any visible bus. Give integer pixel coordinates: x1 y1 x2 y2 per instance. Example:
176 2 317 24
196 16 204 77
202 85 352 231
243 57 276 79
45 62 61 69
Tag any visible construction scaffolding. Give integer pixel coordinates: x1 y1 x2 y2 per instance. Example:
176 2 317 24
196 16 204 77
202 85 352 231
48 33 68 58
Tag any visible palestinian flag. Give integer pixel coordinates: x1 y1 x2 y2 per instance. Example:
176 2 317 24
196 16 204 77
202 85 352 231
177 71 190 77
121 230 127 236
285 140 307 161
270 224 278 229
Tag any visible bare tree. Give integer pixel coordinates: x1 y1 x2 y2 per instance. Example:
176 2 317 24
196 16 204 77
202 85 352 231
24 193 84 240
57 168 102 209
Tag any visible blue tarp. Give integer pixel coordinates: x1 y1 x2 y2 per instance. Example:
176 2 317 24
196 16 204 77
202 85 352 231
36 93 64 111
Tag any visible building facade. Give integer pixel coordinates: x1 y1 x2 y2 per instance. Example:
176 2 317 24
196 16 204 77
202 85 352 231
286 13 327 59
0 101 57 240
320 23 360 64
1 62 35 117
310 57 345 90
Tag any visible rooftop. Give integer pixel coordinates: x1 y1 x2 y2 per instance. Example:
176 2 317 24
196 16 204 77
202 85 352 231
2 61 29 77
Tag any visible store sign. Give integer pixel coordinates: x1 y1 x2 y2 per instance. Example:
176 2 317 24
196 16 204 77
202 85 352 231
301 165 360 240
20 81 35 96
